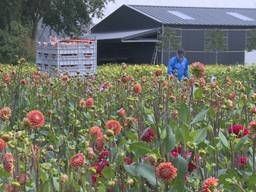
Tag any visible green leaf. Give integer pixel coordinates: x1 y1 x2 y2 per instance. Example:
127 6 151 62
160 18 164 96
147 114 155 124
129 142 152 156
219 132 230 149
191 109 208 125
235 136 249 150
160 128 167 140
173 156 187 191
124 164 138 176
137 163 157 186
126 131 138 141
102 167 115 178
165 126 176 152
194 128 207 144
179 103 190 123
124 163 156 186
194 87 203 99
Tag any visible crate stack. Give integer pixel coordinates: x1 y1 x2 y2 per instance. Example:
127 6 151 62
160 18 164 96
36 38 97 76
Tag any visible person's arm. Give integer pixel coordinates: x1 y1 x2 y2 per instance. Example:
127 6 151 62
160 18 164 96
183 58 189 79
167 57 175 76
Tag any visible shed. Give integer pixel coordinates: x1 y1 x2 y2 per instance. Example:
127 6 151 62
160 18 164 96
91 5 256 64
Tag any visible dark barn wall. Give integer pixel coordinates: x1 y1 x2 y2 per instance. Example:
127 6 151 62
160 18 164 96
228 31 246 51
92 6 161 33
182 30 204 51
97 40 155 64
163 29 246 64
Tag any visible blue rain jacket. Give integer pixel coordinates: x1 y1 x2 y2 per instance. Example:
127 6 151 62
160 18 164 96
167 56 189 81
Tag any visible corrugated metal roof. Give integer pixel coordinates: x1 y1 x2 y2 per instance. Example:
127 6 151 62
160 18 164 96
88 28 158 40
128 5 256 27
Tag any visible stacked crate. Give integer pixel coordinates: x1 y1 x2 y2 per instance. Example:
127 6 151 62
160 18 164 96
36 38 97 76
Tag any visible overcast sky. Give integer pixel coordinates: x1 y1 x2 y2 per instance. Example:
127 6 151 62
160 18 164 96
94 0 256 23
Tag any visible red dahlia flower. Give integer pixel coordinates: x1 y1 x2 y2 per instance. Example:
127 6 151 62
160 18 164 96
2 73 11 84
238 156 248 167
3 152 14 173
85 97 94 108
96 137 104 151
201 177 218 192
141 128 155 143
124 156 133 165
134 83 142 94
228 124 249 138
17 173 29 185
191 62 205 77
98 150 110 161
249 121 256 129
156 162 177 181
0 138 7 152
69 153 85 169
105 120 122 136
188 162 197 172
26 110 45 128
90 126 103 139
170 145 182 158
4 184 14 192
199 78 206 87
117 108 126 117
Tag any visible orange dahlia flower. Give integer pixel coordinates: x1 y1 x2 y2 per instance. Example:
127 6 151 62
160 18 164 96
69 153 85 169
201 177 219 192
156 162 177 181
105 120 122 136
26 110 45 128
0 107 12 121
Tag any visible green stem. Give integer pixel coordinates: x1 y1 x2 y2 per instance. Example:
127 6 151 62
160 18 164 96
253 139 256 173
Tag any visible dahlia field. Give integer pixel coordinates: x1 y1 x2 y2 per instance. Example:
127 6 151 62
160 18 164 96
0 60 256 192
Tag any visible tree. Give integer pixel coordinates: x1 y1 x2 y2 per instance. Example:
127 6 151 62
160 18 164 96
1 0 113 40
160 27 181 57
204 29 228 51
246 29 256 51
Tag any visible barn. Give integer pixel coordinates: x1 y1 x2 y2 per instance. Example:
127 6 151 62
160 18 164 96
90 5 256 65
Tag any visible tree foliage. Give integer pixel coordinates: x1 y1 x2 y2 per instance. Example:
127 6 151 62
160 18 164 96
22 0 113 39
204 29 228 51
246 29 256 51
160 27 181 55
0 21 34 64
0 0 113 63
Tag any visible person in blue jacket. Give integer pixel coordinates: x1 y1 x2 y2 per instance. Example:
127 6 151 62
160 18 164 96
167 49 189 81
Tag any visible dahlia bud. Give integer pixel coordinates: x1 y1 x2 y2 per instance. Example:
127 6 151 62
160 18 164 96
87 147 95 159
199 149 207 157
11 181 20 187
252 93 256 101
60 174 69 183
106 129 115 137
226 99 234 109
171 110 179 120
127 178 134 185
17 173 29 185
241 94 248 101
251 107 256 114
170 95 176 102
121 62 127 69
1 133 13 142
107 181 116 187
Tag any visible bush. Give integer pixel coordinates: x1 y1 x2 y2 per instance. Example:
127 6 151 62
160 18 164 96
0 21 34 64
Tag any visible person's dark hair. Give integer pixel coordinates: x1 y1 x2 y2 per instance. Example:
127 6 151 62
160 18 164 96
177 48 185 55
